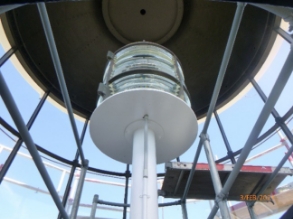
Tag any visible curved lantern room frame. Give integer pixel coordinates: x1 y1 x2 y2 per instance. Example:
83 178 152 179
0 1 293 219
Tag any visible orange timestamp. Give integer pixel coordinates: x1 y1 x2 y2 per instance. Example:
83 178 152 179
240 194 271 201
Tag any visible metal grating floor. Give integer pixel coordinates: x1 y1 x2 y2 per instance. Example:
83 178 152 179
161 162 292 201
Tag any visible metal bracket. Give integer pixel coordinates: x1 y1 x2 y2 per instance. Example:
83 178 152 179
82 159 89 169
275 116 283 125
125 170 131 178
227 151 235 161
97 83 110 98
158 189 166 196
107 51 115 60
215 191 229 204
93 194 99 204
200 133 210 142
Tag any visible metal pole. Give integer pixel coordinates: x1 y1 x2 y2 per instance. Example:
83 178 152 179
202 134 231 219
181 203 188 219
202 2 246 134
250 78 293 146
219 45 293 202
181 2 246 202
90 195 99 219
37 2 86 166
57 119 88 219
131 122 158 219
214 111 236 164
0 90 49 184
57 158 77 219
159 200 181 207
0 47 18 67
249 139 293 207
70 159 89 219
98 199 129 208
247 202 257 219
0 4 25 14
207 204 219 219
97 199 180 208
274 27 293 44
0 72 69 219
123 164 130 219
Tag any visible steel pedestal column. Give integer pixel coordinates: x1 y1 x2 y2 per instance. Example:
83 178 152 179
130 127 158 219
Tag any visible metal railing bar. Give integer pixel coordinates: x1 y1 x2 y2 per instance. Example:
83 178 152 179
0 90 49 184
37 2 86 166
0 71 69 219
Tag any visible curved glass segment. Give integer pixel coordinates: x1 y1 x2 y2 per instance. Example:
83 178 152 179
100 42 190 106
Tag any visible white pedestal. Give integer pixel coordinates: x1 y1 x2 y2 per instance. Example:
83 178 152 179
130 128 158 219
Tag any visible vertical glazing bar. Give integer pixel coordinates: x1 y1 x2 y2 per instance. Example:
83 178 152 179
58 120 88 219
90 195 99 219
220 45 293 200
0 47 17 67
214 111 236 164
123 164 130 219
0 90 49 184
181 203 188 219
70 159 89 219
0 72 69 219
201 133 231 219
37 2 86 166
57 157 78 219
181 2 246 202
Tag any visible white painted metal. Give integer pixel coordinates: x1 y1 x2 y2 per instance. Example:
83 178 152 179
130 128 158 219
90 89 198 164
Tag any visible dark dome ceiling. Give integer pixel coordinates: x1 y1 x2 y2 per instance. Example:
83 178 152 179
1 0 279 119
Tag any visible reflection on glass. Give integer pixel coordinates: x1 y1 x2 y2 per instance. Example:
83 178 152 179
100 43 190 106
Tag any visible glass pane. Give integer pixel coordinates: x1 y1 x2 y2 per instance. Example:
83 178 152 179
0 152 58 219
0 112 19 148
77 171 127 218
179 121 206 163
0 55 42 128
256 39 290 105
29 99 84 160
217 86 265 152
274 67 293 116
82 128 127 172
